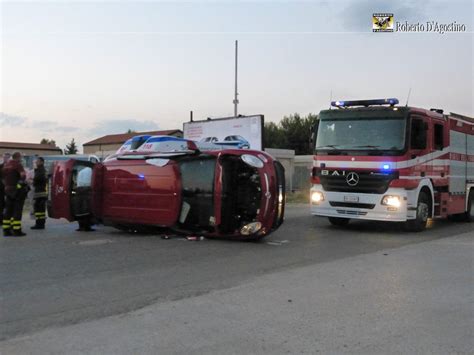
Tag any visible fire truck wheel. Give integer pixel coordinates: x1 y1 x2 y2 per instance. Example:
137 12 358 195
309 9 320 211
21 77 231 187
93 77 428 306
461 190 473 222
405 191 430 232
328 217 350 226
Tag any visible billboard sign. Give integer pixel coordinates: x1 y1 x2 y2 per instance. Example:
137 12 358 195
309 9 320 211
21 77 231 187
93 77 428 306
183 115 264 151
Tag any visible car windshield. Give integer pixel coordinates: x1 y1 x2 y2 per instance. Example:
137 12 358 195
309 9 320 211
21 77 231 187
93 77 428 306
316 117 406 151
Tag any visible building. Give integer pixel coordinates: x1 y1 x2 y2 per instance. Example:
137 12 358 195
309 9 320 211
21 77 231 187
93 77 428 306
0 141 63 169
83 129 183 158
0 141 62 157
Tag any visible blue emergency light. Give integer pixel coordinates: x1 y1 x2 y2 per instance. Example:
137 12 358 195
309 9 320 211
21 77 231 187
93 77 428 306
331 98 399 108
382 164 391 170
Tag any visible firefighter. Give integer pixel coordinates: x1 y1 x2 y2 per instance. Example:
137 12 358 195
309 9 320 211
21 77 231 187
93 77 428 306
31 157 47 230
0 153 12 231
3 152 28 237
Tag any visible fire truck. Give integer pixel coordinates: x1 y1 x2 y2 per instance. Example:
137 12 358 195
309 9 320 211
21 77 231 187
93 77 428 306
310 98 474 231
48 137 285 240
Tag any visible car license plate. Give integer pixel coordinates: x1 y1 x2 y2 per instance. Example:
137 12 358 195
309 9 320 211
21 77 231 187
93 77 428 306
344 195 359 203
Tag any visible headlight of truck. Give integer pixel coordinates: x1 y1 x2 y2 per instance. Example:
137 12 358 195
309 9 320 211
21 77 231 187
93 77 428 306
381 195 401 207
241 154 264 168
311 191 324 204
240 222 262 235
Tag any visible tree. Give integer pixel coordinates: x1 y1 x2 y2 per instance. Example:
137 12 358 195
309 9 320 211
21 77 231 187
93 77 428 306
263 113 318 154
126 129 136 134
64 138 78 155
40 138 56 146
264 121 287 149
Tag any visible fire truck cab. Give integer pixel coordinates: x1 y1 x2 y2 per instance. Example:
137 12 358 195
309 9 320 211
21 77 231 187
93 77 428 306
310 98 474 231
48 137 285 240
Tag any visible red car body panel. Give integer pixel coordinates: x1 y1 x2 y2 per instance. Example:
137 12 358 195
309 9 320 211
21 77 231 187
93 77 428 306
48 148 285 239
49 159 75 221
99 160 182 226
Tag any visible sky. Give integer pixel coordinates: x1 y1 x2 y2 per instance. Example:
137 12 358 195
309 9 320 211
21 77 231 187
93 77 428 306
1 0 473 152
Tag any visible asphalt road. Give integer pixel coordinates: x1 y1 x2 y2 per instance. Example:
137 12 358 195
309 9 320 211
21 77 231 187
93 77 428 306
0 205 473 352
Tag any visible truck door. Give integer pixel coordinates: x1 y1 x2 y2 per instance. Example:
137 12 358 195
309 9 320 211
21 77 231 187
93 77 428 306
409 115 430 176
48 160 97 221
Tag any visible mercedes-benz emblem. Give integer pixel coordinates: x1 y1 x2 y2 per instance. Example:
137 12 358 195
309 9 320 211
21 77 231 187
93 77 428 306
346 172 359 186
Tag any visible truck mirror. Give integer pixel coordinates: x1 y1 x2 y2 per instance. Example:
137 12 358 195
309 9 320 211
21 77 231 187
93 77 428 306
309 122 319 151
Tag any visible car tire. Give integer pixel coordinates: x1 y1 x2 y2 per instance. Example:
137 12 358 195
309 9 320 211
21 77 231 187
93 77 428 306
328 217 350 226
405 191 430 232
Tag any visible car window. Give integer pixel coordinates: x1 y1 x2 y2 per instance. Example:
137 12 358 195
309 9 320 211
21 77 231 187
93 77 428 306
76 166 92 188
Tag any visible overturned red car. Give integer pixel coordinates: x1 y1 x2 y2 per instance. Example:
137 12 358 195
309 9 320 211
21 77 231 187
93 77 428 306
48 137 285 240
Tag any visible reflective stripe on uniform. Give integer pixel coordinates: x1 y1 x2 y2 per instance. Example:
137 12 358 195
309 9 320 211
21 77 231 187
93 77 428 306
2 219 11 230
12 220 21 230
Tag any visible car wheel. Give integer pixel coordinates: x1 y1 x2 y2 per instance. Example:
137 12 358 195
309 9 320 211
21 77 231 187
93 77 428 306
405 191 430 232
328 217 350 226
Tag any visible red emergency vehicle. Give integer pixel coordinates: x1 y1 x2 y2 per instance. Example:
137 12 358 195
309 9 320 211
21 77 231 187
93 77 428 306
310 98 474 231
48 138 285 240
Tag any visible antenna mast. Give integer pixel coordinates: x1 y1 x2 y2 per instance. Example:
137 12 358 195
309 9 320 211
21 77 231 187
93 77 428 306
233 40 239 117
405 88 412 107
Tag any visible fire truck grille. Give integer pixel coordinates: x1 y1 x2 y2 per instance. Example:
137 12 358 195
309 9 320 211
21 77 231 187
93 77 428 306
319 172 397 194
336 210 367 216
329 201 375 209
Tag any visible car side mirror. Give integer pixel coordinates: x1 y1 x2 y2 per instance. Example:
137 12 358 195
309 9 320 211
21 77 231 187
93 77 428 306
309 122 318 151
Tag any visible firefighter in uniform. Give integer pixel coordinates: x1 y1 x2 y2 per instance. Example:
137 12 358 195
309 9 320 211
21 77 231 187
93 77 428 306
31 157 48 229
3 152 28 237
0 153 12 229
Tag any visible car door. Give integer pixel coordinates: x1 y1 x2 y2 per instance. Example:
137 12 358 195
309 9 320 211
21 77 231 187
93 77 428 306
48 159 98 221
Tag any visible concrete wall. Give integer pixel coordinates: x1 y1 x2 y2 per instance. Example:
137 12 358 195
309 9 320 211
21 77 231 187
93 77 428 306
264 148 295 191
263 150 313 192
293 155 313 191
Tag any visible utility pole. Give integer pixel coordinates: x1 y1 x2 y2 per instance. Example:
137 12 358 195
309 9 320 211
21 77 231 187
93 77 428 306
233 40 239 117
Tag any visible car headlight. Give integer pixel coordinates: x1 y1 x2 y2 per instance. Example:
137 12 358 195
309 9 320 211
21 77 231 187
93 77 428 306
241 154 264 168
311 191 324 204
381 195 401 207
240 222 262 235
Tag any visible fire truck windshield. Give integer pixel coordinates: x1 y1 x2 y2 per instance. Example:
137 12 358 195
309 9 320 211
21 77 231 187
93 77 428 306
315 117 406 154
